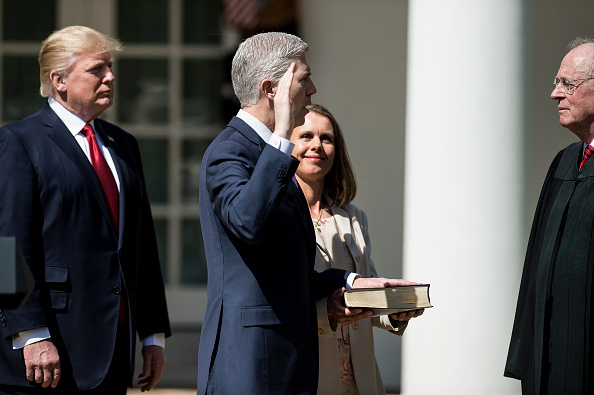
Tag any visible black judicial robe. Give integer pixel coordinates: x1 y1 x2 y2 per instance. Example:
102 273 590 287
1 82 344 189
505 141 594 394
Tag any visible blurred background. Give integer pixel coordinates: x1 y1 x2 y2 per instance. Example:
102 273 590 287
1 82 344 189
1 0 593 393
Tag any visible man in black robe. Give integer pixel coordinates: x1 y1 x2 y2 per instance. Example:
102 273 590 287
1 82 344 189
505 37 594 394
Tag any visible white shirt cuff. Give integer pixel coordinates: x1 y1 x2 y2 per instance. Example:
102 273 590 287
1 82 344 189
12 327 51 349
346 273 360 289
13 329 166 349
142 333 165 349
267 133 295 156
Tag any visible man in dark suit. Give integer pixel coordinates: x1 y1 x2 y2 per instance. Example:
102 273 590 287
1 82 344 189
505 37 594 394
197 31 413 394
0 26 171 394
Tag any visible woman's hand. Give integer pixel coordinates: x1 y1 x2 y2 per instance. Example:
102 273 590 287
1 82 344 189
390 308 425 322
327 287 373 327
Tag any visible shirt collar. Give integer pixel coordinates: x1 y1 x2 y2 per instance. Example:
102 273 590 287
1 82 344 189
48 97 95 137
236 109 273 143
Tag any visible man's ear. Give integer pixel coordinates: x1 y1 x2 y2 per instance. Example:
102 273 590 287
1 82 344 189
50 71 67 93
260 78 275 100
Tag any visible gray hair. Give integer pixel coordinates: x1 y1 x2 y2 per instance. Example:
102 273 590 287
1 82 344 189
567 37 594 77
39 25 123 97
231 32 308 107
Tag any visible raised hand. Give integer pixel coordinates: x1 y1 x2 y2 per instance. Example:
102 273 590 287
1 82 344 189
272 62 296 140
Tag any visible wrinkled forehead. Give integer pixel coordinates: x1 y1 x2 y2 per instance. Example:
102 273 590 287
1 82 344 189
560 44 594 76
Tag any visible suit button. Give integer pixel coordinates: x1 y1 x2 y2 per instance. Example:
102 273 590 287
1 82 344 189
352 323 359 330
356 255 360 262
112 286 121 295
318 328 325 336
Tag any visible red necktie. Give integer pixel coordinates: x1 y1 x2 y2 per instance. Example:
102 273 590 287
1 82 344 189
81 124 119 230
580 145 594 169
81 124 126 322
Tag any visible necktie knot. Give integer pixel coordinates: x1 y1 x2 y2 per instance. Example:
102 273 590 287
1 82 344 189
580 145 594 169
81 124 95 138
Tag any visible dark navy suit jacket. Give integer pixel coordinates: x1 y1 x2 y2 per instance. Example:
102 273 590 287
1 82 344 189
0 103 171 390
197 117 349 394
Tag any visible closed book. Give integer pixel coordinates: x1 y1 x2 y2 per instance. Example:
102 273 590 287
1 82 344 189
344 284 432 316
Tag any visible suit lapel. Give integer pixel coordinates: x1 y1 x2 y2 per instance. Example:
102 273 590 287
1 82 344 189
331 205 360 266
314 204 362 271
42 107 118 239
229 116 268 151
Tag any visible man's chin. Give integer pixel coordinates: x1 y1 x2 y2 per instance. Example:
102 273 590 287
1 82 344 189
293 109 309 127
558 116 572 128
98 98 114 110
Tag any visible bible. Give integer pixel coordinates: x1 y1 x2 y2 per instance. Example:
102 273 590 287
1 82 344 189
344 284 432 316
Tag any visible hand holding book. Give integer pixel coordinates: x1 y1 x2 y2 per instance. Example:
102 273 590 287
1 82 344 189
327 278 430 327
350 277 429 319
389 308 425 322
344 284 432 317
326 287 373 329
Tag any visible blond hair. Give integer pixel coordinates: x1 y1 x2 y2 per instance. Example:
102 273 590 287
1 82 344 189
39 25 122 97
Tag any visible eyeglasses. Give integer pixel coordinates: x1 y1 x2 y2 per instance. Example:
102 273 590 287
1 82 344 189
553 77 594 94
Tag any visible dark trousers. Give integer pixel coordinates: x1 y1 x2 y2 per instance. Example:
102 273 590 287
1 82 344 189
0 321 131 395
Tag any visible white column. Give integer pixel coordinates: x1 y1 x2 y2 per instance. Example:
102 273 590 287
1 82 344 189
403 1 523 394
